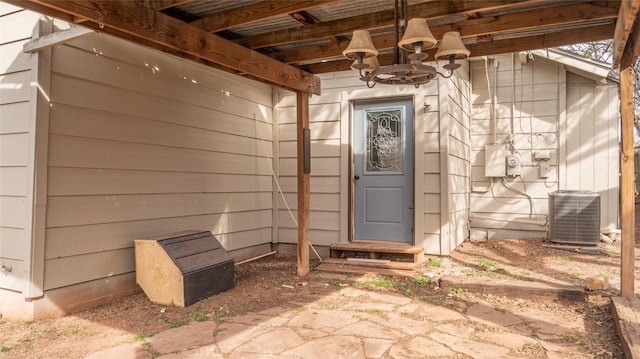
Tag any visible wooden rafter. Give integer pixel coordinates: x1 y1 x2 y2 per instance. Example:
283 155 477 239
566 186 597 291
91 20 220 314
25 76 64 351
320 24 611 73
8 0 320 94
612 0 640 67
235 0 615 49
143 0 194 11
190 0 338 33
232 0 538 49
299 23 616 73
468 23 617 58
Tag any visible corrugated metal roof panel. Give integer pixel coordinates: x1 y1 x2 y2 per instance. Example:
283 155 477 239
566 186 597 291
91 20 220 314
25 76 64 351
491 19 616 41
176 0 262 18
228 17 304 37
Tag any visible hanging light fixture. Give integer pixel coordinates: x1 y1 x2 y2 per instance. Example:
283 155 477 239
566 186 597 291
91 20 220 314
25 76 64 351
342 0 470 88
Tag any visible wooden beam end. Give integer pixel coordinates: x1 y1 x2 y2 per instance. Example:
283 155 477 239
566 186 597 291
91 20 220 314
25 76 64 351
307 75 322 96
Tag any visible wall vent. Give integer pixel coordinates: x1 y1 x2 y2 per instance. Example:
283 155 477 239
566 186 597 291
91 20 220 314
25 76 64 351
549 190 600 245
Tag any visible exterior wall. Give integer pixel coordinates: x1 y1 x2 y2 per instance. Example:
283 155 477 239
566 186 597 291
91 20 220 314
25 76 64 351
2 17 275 318
470 54 561 238
441 62 471 254
469 53 619 238
563 72 619 229
275 67 470 255
0 5 43 319
274 80 342 247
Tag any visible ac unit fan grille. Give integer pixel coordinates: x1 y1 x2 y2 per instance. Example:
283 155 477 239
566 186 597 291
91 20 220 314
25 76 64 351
549 191 600 245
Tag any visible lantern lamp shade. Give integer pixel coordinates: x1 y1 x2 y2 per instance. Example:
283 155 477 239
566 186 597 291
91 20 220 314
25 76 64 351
435 31 470 60
343 30 379 59
398 18 437 51
351 55 380 72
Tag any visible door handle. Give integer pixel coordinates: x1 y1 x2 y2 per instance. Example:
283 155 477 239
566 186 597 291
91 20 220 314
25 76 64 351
354 175 360 180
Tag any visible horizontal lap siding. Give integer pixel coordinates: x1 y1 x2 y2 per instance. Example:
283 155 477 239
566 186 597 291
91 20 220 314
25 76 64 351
565 73 619 229
469 55 565 237
278 71 452 253
276 97 342 246
423 89 441 254
277 71 450 253
0 7 40 292
445 66 471 253
44 33 273 290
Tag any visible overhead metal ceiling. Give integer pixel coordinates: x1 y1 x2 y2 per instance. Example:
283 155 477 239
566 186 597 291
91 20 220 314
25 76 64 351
5 0 637 93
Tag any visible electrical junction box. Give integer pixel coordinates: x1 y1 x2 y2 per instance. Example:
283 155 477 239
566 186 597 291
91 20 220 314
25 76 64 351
485 144 507 177
539 163 551 178
506 154 521 177
534 150 551 161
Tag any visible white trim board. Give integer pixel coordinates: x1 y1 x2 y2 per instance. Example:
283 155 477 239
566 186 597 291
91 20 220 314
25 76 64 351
23 26 95 53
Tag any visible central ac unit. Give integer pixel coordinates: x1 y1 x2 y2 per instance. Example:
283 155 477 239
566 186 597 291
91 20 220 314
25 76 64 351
549 190 600 245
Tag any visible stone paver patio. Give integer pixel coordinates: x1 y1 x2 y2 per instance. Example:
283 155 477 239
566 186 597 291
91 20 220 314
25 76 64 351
85 285 593 359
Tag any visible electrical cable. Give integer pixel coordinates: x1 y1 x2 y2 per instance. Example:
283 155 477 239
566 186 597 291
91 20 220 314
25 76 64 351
255 113 323 262
501 177 539 219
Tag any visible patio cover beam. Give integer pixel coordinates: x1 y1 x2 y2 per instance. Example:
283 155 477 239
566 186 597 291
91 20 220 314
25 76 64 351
613 0 640 67
7 0 321 95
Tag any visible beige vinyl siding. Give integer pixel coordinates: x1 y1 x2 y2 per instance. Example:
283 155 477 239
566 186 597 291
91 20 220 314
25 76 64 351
0 6 41 293
444 62 471 253
469 53 618 238
564 72 619 229
43 32 274 291
469 55 558 238
422 85 442 254
276 69 468 255
275 88 343 246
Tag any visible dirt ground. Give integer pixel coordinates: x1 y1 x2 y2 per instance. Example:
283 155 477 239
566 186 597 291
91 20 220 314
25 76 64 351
1 224 638 358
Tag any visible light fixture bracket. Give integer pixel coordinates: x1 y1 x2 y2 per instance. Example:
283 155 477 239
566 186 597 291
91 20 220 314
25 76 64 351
359 63 457 88
344 0 469 87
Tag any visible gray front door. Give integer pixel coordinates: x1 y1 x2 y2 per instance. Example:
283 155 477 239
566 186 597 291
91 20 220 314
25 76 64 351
354 100 414 242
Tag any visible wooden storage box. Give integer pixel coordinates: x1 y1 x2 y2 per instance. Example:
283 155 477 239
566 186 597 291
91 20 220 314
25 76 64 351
135 230 234 307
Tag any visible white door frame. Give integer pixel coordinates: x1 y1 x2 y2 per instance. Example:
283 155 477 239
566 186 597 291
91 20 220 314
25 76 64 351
349 96 416 243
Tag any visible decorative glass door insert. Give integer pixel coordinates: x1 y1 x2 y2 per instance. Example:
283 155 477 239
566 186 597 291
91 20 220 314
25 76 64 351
366 108 403 173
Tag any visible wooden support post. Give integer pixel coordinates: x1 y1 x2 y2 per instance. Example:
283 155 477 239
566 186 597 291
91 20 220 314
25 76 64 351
619 49 636 297
296 91 310 277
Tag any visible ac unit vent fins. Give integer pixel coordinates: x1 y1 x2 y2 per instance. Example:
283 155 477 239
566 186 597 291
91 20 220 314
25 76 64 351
549 190 600 245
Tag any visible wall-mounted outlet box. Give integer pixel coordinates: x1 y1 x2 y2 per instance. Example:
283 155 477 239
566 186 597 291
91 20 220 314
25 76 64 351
539 163 551 178
485 144 507 177
534 150 551 161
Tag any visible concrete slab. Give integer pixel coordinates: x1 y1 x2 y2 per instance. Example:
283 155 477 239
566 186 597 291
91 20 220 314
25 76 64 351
466 303 524 327
362 338 394 359
84 342 147 359
232 327 304 355
388 336 454 358
147 320 217 354
334 320 405 340
430 332 512 358
281 335 365 358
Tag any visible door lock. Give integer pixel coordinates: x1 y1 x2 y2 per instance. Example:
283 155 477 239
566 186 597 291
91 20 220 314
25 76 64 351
354 175 360 180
